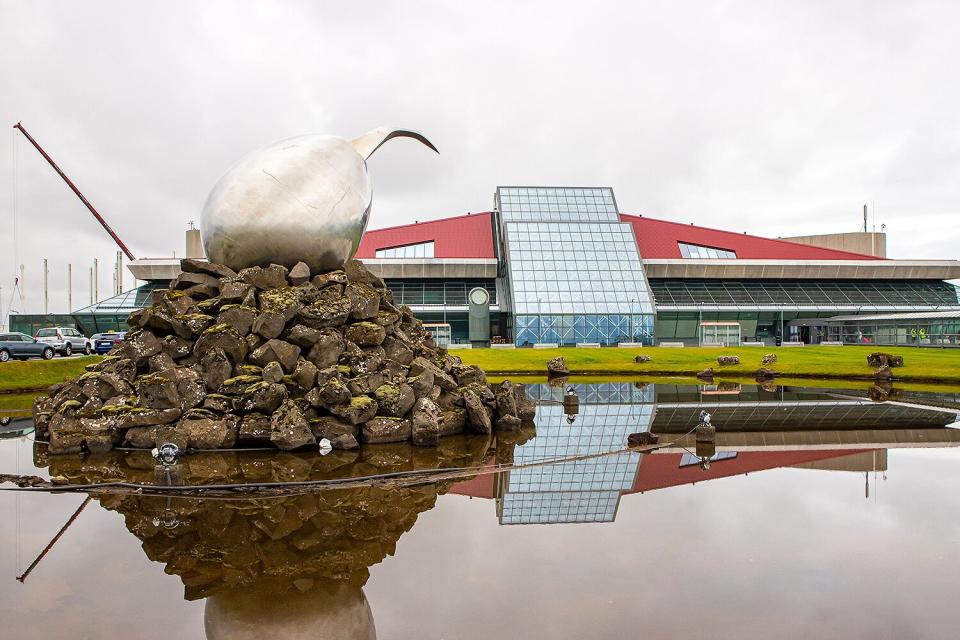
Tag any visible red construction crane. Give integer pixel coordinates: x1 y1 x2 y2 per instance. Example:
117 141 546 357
13 122 136 261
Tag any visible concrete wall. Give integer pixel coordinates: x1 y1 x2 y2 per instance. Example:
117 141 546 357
781 232 886 258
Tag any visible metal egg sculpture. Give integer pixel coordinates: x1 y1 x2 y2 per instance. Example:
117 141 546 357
201 128 437 273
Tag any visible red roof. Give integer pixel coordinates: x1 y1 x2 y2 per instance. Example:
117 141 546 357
356 210 877 261
356 212 495 259
620 214 879 260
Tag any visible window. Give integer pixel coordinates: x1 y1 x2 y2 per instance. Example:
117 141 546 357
678 242 736 259
36 328 57 337
375 241 435 259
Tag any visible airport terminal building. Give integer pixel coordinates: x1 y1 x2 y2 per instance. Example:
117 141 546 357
21 185 960 347
353 186 960 346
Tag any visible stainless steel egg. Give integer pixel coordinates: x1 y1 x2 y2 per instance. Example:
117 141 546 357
201 128 437 273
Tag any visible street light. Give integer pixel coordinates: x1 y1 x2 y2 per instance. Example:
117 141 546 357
537 297 543 344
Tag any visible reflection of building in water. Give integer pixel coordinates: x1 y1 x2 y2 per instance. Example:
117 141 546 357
456 383 960 520
496 383 655 524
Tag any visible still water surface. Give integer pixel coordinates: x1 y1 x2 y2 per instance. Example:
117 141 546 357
1 382 958 639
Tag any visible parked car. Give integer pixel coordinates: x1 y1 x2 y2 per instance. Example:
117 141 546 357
92 331 127 355
35 327 93 356
0 332 56 362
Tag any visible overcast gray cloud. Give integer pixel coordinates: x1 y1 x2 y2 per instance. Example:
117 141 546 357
2 0 959 315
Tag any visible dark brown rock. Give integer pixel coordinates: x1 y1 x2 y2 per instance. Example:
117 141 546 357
305 376 351 408
179 415 238 449
238 413 272 445
463 390 491 434
374 383 416 417
344 321 386 346
199 348 233 392
180 258 237 279
193 324 248 364
305 329 344 369
361 417 411 444
411 398 441 446
410 356 457 391
494 380 518 418
308 416 357 441
216 305 257 335
250 339 301 373
239 264 289 290
172 270 221 292
344 259 386 289
346 283 380 320
234 381 287 413
328 433 359 450
289 261 311 285
452 364 486 387
547 356 571 376
270 400 316 451
262 361 284 383
440 407 466 435
329 396 378 425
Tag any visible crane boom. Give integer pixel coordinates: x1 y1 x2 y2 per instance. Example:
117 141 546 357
13 122 136 261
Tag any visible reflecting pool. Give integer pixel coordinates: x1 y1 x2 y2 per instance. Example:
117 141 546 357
1 381 958 639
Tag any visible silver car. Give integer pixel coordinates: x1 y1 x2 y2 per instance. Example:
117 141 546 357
0 332 56 362
35 327 93 356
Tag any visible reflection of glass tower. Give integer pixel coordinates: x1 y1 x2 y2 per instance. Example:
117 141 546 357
496 383 655 524
496 187 656 345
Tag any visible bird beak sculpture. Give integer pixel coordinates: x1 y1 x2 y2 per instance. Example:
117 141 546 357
201 128 438 273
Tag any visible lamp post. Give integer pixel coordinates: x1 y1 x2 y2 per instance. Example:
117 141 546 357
537 297 543 344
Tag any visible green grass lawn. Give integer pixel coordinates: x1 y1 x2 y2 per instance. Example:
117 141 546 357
458 345 960 383
0 356 102 394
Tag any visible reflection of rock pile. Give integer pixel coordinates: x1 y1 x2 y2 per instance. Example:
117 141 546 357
33 258 536 454
37 433 527 601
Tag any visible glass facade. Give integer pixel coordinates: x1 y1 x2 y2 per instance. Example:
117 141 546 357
651 279 960 309
678 242 736 259
826 312 960 347
71 283 161 336
498 382 655 525
385 278 496 307
497 186 655 345
375 241 435 258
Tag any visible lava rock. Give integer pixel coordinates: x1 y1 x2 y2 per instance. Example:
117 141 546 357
270 400 316 451
374 383 416 418
546 356 570 376
361 417 412 444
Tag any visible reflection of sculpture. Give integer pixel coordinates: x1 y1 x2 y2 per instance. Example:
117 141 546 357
37 432 539 640
201 128 438 273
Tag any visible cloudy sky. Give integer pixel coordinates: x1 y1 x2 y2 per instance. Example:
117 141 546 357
2 1 958 314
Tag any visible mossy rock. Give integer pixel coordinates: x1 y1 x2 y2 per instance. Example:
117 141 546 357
184 407 217 419
349 396 375 408
222 375 262 387
178 312 214 321
259 287 301 311
201 323 234 336
242 381 272 395
135 373 172 386
197 298 221 311
235 365 263 376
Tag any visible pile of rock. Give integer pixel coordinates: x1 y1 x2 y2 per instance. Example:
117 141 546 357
33 258 536 454
716 355 740 366
867 352 904 368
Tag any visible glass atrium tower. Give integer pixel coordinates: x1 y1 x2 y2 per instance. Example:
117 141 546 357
496 186 656 345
